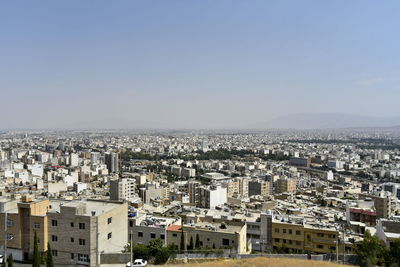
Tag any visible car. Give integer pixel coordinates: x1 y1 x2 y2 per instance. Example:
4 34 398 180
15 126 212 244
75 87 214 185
126 259 148 267
0 255 3 263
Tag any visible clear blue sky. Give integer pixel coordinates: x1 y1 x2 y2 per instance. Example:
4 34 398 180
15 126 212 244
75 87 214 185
1 0 399 129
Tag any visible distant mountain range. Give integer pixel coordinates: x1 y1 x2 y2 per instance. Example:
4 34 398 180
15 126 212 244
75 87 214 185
260 113 400 130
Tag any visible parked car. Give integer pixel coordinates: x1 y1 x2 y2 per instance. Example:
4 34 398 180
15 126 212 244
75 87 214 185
0 255 3 263
126 259 148 267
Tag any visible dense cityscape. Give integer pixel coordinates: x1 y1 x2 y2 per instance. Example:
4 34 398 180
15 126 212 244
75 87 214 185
0 129 399 266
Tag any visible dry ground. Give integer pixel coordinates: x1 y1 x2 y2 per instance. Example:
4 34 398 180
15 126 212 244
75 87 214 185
166 257 353 267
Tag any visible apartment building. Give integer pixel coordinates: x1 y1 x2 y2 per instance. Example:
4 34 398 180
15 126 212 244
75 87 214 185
110 178 136 202
128 213 181 246
248 179 272 197
275 178 297 194
167 220 248 253
0 196 128 266
198 185 227 209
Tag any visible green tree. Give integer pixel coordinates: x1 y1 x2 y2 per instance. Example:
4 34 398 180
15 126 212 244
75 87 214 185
147 239 163 256
355 230 384 267
384 238 400 266
8 254 14 267
46 242 54 267
32 231 41 267
195 234 201 249
132 244 150 261
188 236 194 251
154 247 171 265
180 225 185 252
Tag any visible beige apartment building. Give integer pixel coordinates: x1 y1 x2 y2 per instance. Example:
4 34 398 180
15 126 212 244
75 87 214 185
0 196 128 266
275 178 297 194
167 220 248 253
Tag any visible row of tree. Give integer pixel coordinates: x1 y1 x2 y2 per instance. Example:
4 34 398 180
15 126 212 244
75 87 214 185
32 231 54 267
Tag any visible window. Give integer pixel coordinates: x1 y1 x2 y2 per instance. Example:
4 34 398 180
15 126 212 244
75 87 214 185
52 250 58 257
283 239 287 244
51 220 58 227
222 239 230 246
173 233 177 237
275 228 279 233
78 254 89 263
150 233 156 239
275 238 280 243
70 222 74 227
282 229 287 234
138 232 143 237
330 246 336 251
288 229 292 234
296 241 301 246
71 253 74 260
289 240 292 244
6 234 14 241
79 239 85 246
107 232 112 239
317 233 324 237
37 237 40 244
107 217 112 224
7 219 13 227
71 237 74 243
129 221 133 227
51 235 58 242
317 245 324 249
160 234 165 240
296 230 301 235
34 223 40 229
79 223 85 229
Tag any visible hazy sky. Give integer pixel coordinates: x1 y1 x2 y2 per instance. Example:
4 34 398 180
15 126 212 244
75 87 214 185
1 0 400 129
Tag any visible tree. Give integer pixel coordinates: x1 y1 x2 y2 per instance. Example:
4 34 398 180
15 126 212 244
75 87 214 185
154 247 171 265
195 234 201 249
188 236 194 251
8 254 14 267
355 230 384 267
132 244 150 261
384 238 400 266
180 225 185 252
148 239 163 256
1 257 5 267
32 231 41 267
46 242 54 267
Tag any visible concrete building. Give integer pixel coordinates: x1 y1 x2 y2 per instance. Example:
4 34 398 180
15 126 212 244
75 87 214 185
376 218 400 246
167 220 248 253
275 178 297 194
105 152 119 173
181 168 196 178
248 179 272 197
289 157 311 167
110 178 136 202
70 153 79 167
198 185 227 209
0 197 128 266
128 213 180 246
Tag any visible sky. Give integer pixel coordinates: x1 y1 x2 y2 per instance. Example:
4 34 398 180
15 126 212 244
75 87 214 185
1 0 400 129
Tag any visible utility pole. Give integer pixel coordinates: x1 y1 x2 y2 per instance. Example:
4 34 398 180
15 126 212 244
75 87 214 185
130 230 133 266
96 217 99 267
336 236 339 264
4 212 7 266
342 226 345 265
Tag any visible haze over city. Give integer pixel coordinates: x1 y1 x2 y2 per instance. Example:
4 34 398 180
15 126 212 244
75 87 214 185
2 0 400 129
